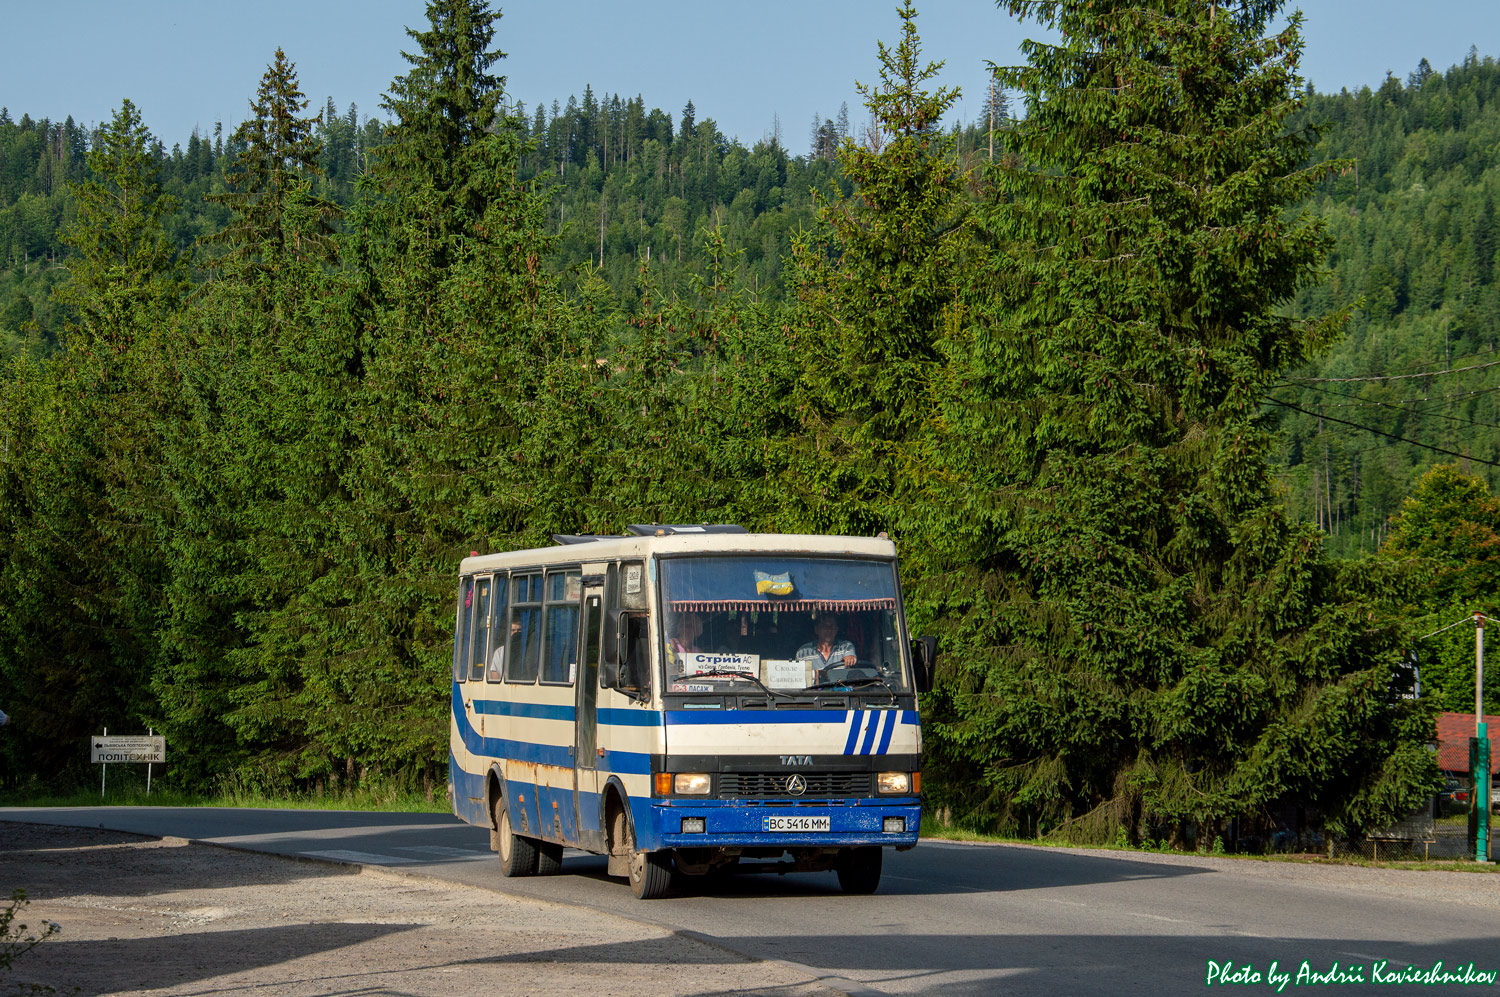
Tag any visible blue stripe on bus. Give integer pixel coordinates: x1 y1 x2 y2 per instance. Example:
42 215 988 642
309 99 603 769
473 700 575 721
452 685 651 775
859 712 880 755
877 709 897 754
596 749 652 774
664 710 848 726
597 708 663 727
844 711 863 755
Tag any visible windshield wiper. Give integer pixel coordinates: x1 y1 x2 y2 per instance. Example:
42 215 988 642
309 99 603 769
805 675 899 703
680 669 794 701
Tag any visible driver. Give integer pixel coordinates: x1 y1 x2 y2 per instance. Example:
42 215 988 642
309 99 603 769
796 615 857 674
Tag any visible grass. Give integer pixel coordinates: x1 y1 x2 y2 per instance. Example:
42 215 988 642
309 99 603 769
0 771 452 813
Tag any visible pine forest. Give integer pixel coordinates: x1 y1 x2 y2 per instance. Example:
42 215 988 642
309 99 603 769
0 0 1493 847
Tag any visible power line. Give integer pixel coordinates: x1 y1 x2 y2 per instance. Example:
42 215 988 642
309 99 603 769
1285 358 1500 383
1269 381 1500 407
1262 397 1500 468
1417 615 1485 641
1346 345 1499 379
1287 381 1500 432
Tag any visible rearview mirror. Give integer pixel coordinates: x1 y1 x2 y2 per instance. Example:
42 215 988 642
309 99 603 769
911 635 938 694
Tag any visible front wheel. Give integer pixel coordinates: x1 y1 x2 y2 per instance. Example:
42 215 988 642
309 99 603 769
495 796 538 877
836 846 882 895
621 813 672 899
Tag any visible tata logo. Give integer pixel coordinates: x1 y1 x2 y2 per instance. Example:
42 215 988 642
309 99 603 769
785 774 807 796
779 755 812 766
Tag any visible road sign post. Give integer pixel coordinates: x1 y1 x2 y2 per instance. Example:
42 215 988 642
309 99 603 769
91 732 166 799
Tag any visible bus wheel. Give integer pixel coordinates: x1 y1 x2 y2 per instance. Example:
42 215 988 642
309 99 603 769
537 840 564 876
620 811 672 899
835 846 882 895
495 796 538 877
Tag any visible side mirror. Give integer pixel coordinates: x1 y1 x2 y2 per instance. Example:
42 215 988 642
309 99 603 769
602 610 649 698
911 635 938 694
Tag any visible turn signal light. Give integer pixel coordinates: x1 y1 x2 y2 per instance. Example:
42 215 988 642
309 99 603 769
654 772 672 796
913 771 921 794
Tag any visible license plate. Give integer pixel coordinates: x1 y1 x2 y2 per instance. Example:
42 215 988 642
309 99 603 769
763 815 830 832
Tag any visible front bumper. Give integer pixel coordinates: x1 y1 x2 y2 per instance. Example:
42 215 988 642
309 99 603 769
650 798 922 849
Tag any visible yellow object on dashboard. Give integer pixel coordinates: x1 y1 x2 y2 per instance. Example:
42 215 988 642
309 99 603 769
754 570 793 596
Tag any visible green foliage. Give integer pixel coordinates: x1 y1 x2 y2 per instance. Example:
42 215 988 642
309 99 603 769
0 889 59 984
1378 464 1500 711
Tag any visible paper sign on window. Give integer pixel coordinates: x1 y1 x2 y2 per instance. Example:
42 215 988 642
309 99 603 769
762 659 810 690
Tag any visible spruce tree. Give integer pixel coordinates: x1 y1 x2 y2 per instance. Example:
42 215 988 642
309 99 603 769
154 45 349 780
237 0 560 782
0 100 187 777
783 0 971 537
205 48 340 267
925 0 1436 842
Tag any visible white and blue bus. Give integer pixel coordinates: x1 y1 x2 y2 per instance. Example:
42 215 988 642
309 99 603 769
448 525 934 898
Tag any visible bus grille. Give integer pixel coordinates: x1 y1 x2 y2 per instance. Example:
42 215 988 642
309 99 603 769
719 772 873 799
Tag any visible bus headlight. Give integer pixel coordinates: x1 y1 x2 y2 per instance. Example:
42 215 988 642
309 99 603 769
674 773 712 795
876 772 911 794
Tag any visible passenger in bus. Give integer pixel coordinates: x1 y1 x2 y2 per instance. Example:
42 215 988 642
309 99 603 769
670 611 704 654
796 615 857 673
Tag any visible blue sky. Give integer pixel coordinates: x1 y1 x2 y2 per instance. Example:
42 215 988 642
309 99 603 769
1 1 1494 153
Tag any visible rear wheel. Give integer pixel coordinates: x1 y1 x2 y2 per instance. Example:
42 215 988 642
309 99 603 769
620 811 672 899
495 796 538 877
537 840 564 876
835 846 882 895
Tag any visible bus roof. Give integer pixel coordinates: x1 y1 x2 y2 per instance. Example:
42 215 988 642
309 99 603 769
457 533 898 574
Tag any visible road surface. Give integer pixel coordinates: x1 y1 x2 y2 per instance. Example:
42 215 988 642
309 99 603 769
4 806 1497 994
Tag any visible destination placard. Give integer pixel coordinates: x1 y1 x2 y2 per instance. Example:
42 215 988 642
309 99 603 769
678 652 760 675
91 735 165 764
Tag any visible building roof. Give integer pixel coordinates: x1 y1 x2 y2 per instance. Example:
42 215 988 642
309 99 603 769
1436 712 1500 772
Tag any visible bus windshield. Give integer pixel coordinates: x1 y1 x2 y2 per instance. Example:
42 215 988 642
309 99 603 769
659 555 909 696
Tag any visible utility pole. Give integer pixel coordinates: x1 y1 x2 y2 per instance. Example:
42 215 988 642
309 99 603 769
1477 613 1492 863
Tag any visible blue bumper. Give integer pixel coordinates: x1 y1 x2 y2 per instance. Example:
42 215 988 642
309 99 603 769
649 798 922 849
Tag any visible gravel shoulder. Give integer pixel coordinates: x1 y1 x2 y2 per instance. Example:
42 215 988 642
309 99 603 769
1 821 835 997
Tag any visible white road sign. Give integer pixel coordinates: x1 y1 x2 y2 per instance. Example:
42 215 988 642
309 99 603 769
91 735 165 764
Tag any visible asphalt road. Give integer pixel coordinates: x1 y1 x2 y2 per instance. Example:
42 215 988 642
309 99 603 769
3 806 1497 995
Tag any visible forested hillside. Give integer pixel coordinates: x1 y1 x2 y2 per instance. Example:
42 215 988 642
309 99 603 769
0 0 1465 847
0 91 856 357
1278 52 1500 555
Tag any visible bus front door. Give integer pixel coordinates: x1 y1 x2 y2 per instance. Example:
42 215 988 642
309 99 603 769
574 584 606 853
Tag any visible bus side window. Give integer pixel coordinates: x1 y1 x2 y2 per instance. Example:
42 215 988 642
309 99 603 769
469 576 491 683
486 574 508 682
454 576 474 683
507 573 542 683
541 569 581 685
